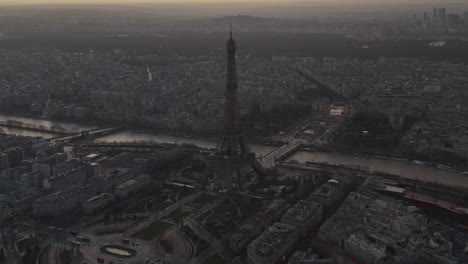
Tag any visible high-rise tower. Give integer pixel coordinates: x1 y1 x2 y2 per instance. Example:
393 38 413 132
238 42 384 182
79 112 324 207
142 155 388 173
212 28 264 190
438 8 447 23
218 26 247 156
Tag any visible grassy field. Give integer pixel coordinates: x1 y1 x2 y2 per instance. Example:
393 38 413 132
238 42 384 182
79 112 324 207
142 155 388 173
127 188 194 215
167 207 195 222
100 152 147 169
59 249 73 264
160 239 173 253
210 200 237 219
196 211 211 222
199 200 239 239
16 238 39 253
191 193 218 207
132 220 173 241
126 197 150 214
165 193 218 222
180 226 209 257
204 254 227 264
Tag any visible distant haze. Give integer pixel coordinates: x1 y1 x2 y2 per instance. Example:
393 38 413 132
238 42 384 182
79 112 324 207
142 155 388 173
1 0 466 5
0 0 466 20
0 0 468 20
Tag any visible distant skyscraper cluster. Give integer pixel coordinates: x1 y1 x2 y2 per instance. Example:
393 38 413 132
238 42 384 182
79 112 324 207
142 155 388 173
421 7 468 33
432 7 447 23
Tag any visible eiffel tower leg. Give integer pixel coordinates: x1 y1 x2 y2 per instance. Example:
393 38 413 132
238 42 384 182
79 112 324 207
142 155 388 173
235 166 245 190
251 157 265 177
213 157 234 190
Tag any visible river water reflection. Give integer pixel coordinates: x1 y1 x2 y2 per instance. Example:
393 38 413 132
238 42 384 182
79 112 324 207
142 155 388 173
0 114 276 156
288 151 468 189
0 126 59 139
1 114 467 189
0 114 97 133
94 130 277 157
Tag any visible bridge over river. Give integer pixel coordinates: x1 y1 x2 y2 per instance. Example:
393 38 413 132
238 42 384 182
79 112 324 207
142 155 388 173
49 127 122 143
1 113 467 190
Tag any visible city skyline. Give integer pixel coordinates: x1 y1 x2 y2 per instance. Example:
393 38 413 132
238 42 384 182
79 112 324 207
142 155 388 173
1 0 466 5
0 1 467 264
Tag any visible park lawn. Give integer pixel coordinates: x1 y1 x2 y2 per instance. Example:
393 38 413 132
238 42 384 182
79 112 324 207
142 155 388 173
59 249 73 264
204 219 235 239
204 254 227 264
132 220 173 241
151 200 173 212
176 190 194 201
126 201 148 214
180 226 209 257
202 200 238 239
196 211 212 222
211 200 237 219
101 152 147 169
195 239 209 257
150 189 194 212
16 238 39 253
167 207 195 222
191 193 218 207
160 239 173 253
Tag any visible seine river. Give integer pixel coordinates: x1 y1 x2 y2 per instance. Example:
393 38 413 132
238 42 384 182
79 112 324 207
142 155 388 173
1 114 467 189
288 151 468 189
0 114 276 157
93 130 277 157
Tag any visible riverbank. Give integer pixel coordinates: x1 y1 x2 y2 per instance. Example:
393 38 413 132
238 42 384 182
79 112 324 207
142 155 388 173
0 123 70 135
300 147 468 176
287 151 468 190
2 112 467 190
281 161 468 204
0 113 278 157
0 112 283 148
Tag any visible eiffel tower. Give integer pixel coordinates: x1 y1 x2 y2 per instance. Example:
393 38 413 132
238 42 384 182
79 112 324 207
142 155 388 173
212 27 264 190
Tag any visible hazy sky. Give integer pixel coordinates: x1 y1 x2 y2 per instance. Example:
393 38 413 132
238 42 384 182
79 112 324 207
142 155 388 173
0 0 458 5
0 0 464 10
2 0 286 4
